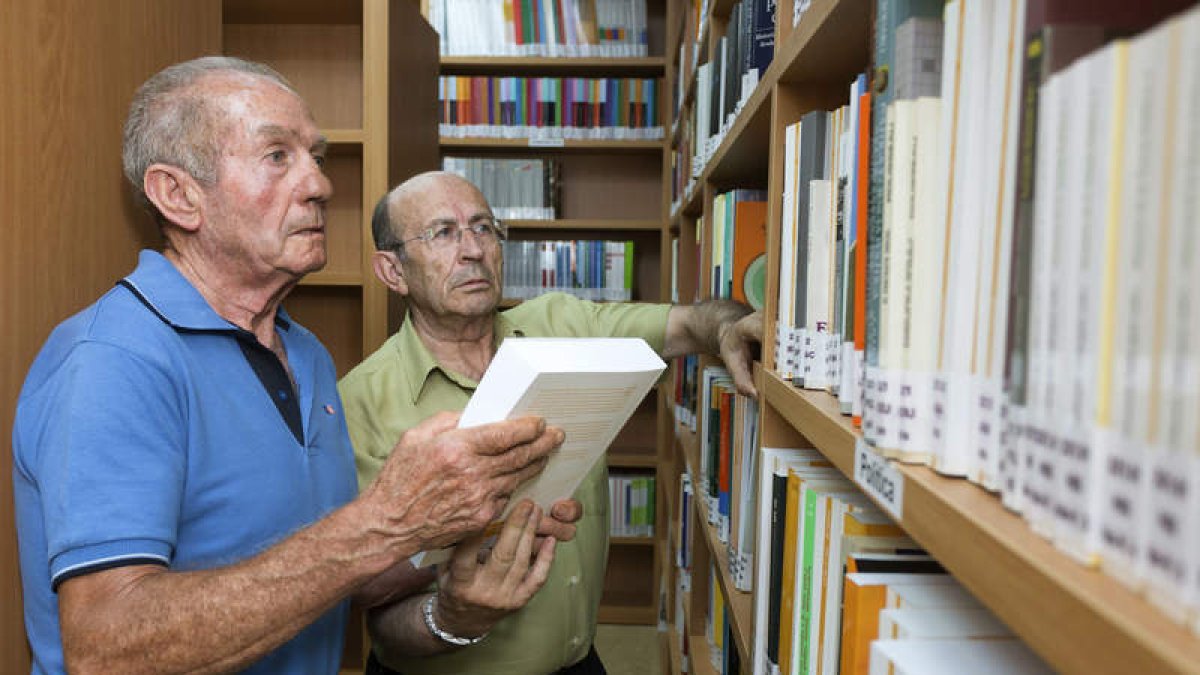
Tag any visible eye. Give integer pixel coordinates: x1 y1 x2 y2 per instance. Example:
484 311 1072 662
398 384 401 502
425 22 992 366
470 221 496 239
267 149 288 164
312 153 326 169
431 224 457 242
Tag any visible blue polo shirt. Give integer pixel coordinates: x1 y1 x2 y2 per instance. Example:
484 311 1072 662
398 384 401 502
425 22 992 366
12 250 357 675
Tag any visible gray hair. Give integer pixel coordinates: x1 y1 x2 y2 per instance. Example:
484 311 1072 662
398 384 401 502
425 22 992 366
122 56 295 218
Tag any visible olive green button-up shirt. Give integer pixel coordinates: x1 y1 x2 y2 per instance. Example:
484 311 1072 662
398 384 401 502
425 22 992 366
338 292 670 675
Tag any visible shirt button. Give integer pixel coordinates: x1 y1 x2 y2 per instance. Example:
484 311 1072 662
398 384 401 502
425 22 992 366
568 575 579 586
570 636 581 647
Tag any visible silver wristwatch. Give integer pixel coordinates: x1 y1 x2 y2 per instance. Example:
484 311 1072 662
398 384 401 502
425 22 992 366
421 595 489 646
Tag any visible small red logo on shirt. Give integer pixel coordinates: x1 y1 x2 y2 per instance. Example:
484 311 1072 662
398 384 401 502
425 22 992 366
324 404 336 415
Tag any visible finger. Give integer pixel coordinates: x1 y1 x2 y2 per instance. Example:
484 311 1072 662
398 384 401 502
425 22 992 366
737 312 764 341
723 344 758 398
461 416 546 456
514 535 557 600
550 499 583 523
489 426 563 478
503 503 540 585
448 531 489 581
488 500 534 568
536 510 577 542
494 455 549 496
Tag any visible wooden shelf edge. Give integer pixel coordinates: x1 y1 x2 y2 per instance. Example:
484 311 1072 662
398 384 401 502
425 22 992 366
298 272 363 287
676 418 754 664
322 128 364 144
665 627 684 675
757 364 1200 675
608 452 659 469
222 0 360 25
506 218 663 231
441 55 665 73
611 535 657 547
698 69 772 185
597 604 658 625
440 137 664 151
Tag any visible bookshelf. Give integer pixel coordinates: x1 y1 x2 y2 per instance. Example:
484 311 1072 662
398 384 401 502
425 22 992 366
222 0 439 671
660 0 1200 674
429 0 672 627
222 0 440 369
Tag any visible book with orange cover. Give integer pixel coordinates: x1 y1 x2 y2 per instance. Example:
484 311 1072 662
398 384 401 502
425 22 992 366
838 572 958 675
732 198 769 310
852 88 872 426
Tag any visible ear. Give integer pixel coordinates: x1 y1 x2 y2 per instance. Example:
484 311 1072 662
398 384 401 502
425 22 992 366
372 250 409 296
143 163 204 231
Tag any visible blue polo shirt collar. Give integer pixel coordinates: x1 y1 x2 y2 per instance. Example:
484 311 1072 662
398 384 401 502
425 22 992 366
122 249 293 332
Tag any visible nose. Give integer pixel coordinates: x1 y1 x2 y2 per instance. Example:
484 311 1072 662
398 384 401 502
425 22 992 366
457 227 485 259
301 155 333 204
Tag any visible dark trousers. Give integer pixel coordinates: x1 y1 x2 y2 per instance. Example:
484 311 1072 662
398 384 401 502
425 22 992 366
365 644 606 675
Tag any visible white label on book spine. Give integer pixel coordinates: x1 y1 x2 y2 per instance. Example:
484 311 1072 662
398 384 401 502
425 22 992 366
854 437 905 521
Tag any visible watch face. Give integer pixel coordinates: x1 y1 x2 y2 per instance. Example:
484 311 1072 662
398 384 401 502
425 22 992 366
743 254 766 311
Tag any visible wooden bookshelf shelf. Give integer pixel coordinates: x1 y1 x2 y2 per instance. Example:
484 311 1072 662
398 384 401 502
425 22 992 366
688 633 719 675
440 137 664 152
701 79 772 188
322 128 364 145
505 218 663 231
223 0 362 25
608 452 659 469
758 364 1200 675
665 628 684 675
440 55 665 75
611 535 657 546
299 271 362 287
774 0 871 87
597 603 659 625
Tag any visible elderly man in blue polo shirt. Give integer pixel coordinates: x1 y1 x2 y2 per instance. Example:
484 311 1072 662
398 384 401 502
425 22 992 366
12 56 580 675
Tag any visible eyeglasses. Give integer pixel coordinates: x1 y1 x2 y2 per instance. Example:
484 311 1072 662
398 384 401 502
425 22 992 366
397 217 507 252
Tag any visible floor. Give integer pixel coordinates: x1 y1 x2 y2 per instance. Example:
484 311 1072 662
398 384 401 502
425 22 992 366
594 624 662 674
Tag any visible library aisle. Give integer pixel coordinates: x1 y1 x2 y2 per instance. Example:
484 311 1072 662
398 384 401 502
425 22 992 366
595 624 662 673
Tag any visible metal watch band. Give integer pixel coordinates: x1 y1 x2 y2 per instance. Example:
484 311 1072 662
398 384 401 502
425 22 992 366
421 595 488 647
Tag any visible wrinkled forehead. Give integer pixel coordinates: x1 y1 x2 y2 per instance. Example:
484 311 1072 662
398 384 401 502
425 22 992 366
197 72 318 141
403 177 492 232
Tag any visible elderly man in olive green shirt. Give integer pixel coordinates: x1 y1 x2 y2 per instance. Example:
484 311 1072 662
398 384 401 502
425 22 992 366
339 171 760 675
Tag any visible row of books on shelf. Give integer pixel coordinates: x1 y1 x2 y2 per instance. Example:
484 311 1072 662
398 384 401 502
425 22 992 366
428 0 650 57
753 0 1200 634
609 472 655 537
674 0 711 112
674 1 775 201
438 76 664 140
500 240 635 301
673 0 774 121
442 156 561 220
673 432 1055 674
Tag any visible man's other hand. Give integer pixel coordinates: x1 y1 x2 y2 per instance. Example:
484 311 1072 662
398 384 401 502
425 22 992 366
361 412 565 556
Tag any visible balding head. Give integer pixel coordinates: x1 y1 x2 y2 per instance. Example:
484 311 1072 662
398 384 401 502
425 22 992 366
372 171 487 252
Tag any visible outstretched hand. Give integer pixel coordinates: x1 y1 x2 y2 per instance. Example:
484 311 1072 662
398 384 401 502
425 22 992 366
719 310 762 398
432 499 557 639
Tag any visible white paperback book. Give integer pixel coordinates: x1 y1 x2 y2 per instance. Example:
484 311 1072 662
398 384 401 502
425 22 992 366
410 337 666 567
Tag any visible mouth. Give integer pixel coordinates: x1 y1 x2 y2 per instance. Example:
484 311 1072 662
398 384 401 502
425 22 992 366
292 222 325 237
455 277 493 291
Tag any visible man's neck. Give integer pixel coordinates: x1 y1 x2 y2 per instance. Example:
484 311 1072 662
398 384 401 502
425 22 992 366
164 246 293 350
407 306 497 382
